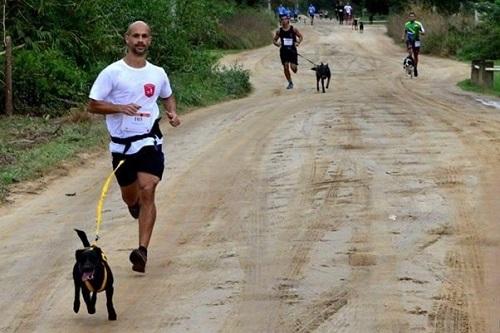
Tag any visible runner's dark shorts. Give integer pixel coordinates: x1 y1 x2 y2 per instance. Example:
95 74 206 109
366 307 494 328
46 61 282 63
111 145 164 187
280 47 298 65
406 40 421 52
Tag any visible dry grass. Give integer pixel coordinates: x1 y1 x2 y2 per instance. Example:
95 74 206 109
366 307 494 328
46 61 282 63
387 5 475 57
218 8 276 50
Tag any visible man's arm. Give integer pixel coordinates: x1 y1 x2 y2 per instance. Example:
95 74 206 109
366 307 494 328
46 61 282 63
87 99 141 116
273 30 281 47
161 95 180 127
294 28 303 46
419 22 426 35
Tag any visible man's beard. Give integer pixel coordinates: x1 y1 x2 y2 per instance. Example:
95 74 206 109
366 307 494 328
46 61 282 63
131 44 148 56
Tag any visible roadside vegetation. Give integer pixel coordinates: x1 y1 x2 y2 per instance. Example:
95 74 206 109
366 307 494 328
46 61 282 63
0 0 275 201
386 1 500 95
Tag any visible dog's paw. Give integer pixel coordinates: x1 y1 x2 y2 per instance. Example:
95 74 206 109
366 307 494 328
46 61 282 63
108 310 117 321
73 301 80 313
87 306 96 314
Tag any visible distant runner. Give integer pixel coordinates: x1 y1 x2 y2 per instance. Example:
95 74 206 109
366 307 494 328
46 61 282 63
273 14 304 90
402 11 425 77
308 4 316 25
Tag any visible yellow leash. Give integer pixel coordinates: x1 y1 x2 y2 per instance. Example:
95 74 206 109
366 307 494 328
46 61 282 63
94 159 125 243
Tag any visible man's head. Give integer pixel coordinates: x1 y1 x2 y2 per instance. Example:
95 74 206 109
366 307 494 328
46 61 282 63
408 12 416 22
125 21 151 56
280 15 290 26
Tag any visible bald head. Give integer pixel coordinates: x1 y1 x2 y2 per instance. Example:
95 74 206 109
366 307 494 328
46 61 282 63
124 21 152 57
126 21 151 36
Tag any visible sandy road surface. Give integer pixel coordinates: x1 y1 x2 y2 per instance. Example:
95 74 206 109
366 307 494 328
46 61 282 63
1 22 500 333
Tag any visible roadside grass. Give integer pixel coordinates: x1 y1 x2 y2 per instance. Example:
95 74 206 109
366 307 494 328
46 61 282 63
0 113 108 201
0 6 269 203
457 61 500 97
0 66 252 202
217 7 276 49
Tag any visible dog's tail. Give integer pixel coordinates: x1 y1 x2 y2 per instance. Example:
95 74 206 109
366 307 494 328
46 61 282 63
74 229 91 247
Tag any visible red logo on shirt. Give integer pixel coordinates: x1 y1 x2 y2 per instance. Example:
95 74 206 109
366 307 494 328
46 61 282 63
144 83 155 97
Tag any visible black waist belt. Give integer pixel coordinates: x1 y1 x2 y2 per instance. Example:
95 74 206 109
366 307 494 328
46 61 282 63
110 118 163 154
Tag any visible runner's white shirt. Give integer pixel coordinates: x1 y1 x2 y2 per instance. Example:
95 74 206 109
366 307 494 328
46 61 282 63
89 59 172 155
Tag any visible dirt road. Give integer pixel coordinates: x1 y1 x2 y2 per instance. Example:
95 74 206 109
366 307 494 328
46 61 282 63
1 22 499 333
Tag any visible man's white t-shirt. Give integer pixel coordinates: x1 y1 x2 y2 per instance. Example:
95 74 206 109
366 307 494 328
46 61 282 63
89 59 173 154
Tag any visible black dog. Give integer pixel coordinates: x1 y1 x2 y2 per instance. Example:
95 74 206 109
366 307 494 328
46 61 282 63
359 21 364 32
311 63 331 93
73 229 117 320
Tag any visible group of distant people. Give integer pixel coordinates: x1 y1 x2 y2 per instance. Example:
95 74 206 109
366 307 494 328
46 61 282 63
335 2 353 25
276 3 299 22
272 6 426 88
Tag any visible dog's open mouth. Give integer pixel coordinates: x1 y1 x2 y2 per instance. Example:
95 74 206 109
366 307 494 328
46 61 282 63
82 271 95 281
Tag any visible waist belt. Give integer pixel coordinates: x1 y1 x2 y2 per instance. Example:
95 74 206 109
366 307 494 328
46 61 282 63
110 118 163 154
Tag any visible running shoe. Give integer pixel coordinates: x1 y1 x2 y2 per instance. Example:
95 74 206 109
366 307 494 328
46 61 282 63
129 248 147 273
287 82 294 89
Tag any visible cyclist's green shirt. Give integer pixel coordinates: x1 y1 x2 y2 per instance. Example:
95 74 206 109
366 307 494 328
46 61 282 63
405 20 424 41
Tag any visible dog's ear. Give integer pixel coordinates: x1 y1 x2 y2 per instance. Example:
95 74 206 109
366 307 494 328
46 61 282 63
74 229 91 247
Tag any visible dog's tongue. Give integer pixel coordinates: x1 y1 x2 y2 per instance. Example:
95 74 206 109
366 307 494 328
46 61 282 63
82 272 94 281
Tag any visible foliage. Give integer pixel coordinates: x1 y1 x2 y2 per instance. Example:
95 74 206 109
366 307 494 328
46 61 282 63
386 3 500 59
0 0 259 114
12 49 89 116
458 0 500 60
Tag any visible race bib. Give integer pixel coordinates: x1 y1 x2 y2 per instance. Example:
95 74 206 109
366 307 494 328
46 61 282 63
121 112 151 133
283 38 294 46
414 40 421 47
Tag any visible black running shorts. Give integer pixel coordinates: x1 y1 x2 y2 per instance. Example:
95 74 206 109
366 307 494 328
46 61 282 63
111 145 164 187
280 47 298 65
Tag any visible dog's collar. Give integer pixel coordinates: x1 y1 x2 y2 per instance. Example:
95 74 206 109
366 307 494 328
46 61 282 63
84 262 108 293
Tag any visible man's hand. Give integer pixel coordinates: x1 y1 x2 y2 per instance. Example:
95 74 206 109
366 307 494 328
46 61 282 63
120 103 141 116
166 111 181 127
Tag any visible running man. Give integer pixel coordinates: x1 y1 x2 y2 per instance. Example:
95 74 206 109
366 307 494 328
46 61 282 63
344 3 353 25
273 14 303 90
308 4 316 25
402 11 425 77
87 21 181 273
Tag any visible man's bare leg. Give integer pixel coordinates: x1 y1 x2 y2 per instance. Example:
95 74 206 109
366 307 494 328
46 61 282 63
136 172 160 248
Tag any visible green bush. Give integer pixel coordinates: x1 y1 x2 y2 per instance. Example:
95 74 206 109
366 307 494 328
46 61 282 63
458 25 500 60
13 49 89 115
